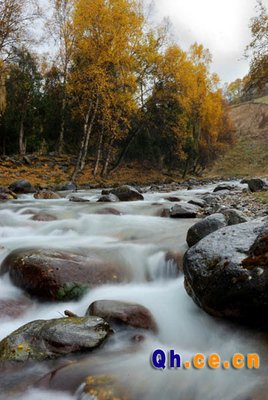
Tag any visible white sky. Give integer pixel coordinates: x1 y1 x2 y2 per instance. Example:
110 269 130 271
149 0 268 84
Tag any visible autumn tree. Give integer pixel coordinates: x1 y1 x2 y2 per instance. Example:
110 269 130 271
70 0 148 181
245 0 268 93
47 0 75 154
3 47 42 155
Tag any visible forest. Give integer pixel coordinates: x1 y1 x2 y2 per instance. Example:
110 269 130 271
0 0 267 181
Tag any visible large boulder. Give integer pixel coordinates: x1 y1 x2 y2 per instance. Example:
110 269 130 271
86 300 158 332
183 221 268 321
9 180 34 194
0 316 110 361
1 249 130 301
110 185 144 201
248 178 268 192
34 190 61 199
186 213 227 247
170 203 200 218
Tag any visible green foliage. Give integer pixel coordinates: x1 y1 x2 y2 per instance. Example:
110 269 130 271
57 282 90 301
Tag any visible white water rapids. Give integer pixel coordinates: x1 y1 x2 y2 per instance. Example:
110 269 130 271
0 182 266 400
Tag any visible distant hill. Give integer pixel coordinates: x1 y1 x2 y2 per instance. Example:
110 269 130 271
210 100 268 177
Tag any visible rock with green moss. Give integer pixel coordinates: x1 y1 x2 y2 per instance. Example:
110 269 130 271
0 316 110 362
0 248 130 301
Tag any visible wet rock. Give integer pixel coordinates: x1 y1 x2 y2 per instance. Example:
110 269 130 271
184 221 268 321
170 203 199 218
213 183 235 192
97 194 119 203
95 208 122 216
165 196 181 202
1 249 130 301
34 190 61 200
61 182 77 191
86 300 158 332
241 178 249 184
69 196 90 203
188 198 206 208
0 316 110 361
78 375 129 400
0 297 32 318
22 155 31 165
110 185 144 201
186 213 227 247
248 178 268 192
0 188 17 200
9 180 34 194
160 208 171 218
221 209 249 225
31 213 58 222
202 194 221 206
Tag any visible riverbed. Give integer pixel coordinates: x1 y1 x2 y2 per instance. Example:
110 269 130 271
0 182 266 400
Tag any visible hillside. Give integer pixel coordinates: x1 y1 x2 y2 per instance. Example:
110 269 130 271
210 101 268 177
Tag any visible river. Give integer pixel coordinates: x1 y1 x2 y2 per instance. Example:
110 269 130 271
0 182 266 400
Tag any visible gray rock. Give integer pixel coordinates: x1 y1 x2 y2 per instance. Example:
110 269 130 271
9 180 35 194
86 300 157 332
97 194 119 203
110 185 144 201
186 213 227 247
213 183 235 192
0 316 110 361
202 194 221 206
221 208 249 225
183 221 267 321
170 203 200 218
188 198 206 208
69 196 90 203
248 178 268 192
61 182 77 191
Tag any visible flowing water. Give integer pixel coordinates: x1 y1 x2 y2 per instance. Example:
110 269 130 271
0 182 266 400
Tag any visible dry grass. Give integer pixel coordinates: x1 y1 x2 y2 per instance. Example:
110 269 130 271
0 157 182 188
210 102 268 178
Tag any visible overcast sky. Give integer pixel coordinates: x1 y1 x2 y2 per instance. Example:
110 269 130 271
148 0 268 84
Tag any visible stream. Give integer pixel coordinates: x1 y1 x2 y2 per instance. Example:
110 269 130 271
0 182 266 400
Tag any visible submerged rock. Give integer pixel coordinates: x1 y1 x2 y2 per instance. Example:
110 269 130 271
31 213 58 222
1 249 130 301
184 221 268 321
95 208 123 216
86 300 158 332
69 196 90 203
78 375 129 400
34 190 61 200
97 194 119 203
0 297 32 318
9 180 34 194
0 316 110 361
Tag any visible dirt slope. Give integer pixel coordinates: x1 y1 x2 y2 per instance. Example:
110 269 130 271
211 102 268 177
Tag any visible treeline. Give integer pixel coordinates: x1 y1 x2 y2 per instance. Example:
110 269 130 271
0 0 243 180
